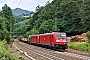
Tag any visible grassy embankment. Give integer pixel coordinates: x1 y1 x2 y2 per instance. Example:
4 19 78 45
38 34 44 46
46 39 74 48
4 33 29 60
68 42 90 52
68 31 90 52
0 40 19 60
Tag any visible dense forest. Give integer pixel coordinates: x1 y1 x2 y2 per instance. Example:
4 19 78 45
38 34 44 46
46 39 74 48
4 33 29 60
14 0 90 38
0 0 90 40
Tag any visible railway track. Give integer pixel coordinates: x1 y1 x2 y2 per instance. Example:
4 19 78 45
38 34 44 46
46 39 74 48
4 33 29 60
14 40 90 60
35 46 90 60
55 51 90 60
16 41 64 60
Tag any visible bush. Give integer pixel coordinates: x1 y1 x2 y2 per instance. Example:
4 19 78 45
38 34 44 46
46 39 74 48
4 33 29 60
87 31 90 43
68 42 90 52
0 41 19 60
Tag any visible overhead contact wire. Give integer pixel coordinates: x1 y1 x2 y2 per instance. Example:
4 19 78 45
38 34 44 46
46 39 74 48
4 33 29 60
17 0 21 8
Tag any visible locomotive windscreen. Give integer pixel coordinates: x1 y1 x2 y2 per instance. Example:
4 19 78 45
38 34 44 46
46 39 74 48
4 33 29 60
56 34 66 38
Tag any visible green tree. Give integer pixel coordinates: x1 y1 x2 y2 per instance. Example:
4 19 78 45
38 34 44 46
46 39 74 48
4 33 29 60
79 0 90 32
2 4 15 32
35 5 40 12
0 16 10 43
0 4 15 43
87 31 90 43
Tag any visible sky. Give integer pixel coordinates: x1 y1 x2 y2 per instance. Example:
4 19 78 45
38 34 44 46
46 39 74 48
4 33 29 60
0 0 53 11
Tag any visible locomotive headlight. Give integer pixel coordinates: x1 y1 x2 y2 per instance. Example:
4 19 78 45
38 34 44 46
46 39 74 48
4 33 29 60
56 40 60 42
63 40 66 42
63 39 67 42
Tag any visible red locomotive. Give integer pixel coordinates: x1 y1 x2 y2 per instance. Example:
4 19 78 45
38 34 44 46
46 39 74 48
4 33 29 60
28 32 68 51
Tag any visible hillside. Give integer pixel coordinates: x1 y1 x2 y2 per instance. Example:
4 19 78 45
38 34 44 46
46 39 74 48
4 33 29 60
15 19 29 25
26 0 90 35
12 8 34 16
14 0 90 37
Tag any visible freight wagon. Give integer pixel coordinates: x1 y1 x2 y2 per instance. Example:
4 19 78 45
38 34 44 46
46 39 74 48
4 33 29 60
28 32 68 51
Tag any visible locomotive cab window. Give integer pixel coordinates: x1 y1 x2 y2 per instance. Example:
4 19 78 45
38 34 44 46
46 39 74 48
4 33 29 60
60 34 66 38
56 34 66 38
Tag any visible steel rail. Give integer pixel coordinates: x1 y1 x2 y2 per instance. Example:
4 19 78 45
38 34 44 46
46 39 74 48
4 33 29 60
55 51 90 60
16 42 64 60
32 44 90 60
